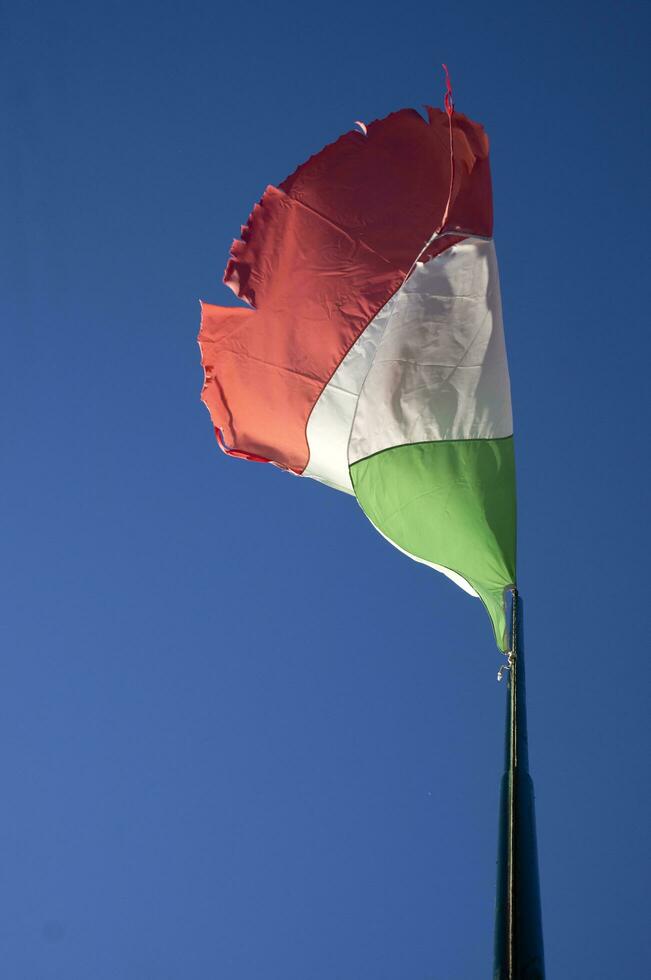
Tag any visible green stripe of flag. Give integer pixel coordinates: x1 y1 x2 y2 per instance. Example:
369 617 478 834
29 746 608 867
350 437 517 649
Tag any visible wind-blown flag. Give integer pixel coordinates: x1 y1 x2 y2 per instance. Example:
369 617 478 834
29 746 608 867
199 95 516 649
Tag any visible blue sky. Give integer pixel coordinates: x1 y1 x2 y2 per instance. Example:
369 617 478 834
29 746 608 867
2 1 650 976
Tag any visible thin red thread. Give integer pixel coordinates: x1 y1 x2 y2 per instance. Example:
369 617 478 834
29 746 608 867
437 63 455 233
216 427 302 473
216 427 272 464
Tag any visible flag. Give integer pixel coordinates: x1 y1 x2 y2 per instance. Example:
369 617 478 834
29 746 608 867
199 100 516 649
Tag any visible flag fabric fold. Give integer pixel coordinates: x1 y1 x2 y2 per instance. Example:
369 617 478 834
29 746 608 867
199 103 516 649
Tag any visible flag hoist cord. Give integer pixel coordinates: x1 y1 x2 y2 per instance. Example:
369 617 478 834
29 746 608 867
493 589 545 978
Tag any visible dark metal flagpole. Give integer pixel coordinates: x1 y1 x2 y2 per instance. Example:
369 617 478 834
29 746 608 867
493 590 545 978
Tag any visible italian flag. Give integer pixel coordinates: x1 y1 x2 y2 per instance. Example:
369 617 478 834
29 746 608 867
199 103 516 649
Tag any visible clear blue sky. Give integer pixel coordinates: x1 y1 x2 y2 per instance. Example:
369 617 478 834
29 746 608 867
2 1 650 976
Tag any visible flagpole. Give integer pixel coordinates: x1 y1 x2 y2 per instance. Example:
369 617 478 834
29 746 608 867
493 590 545 978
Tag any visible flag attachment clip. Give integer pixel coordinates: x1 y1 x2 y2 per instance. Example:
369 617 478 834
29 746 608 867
497 649 514 682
